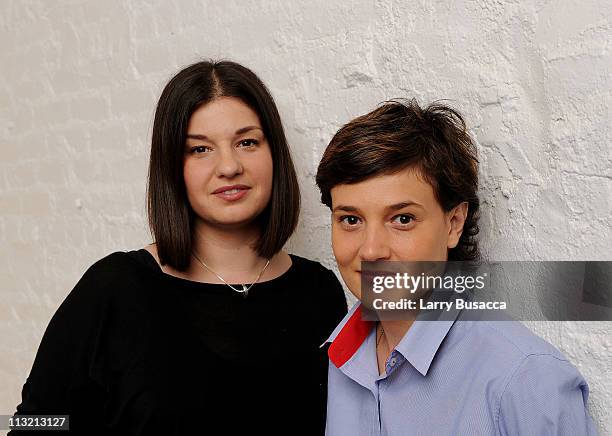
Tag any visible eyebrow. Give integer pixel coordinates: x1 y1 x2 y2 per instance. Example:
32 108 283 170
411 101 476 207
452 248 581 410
186 126 263 141
388 201 424 211
332 205 360 213
332 201 423 213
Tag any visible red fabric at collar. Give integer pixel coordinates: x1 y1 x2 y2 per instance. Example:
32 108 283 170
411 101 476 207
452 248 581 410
328 305 375 368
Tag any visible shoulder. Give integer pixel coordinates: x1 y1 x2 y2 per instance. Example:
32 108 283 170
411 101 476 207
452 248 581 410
470 320 565 359
287 254 348 317
22 251 161 406
288 254 345 291
288 254 335 274
474 320 585 391
83 250 143 279
50 249 160 343
35 250 148 349
449 321 593 432
474 319 586 383
66 250 154 306
489 324 595 433
446 320 581 395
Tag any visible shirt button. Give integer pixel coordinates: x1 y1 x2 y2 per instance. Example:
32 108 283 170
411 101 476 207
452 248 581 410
390 358 397 366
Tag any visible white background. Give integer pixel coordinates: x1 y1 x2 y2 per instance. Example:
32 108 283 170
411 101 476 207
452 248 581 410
1 0 610 433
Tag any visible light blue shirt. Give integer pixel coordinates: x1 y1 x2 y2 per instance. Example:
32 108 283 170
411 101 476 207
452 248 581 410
323 302 598 435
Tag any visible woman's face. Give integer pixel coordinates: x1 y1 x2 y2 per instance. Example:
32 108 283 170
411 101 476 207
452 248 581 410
330 167 467 300
183 97 273 231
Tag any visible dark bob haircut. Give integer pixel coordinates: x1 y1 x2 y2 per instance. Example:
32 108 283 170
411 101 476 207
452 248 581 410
316 99 480 261
148 60 300 271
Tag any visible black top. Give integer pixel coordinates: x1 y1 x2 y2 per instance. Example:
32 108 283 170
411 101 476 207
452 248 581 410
11 250 348 435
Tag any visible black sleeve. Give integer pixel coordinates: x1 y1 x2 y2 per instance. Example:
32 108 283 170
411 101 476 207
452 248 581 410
309 265 347 435
317 266 348 341
9 254 123 436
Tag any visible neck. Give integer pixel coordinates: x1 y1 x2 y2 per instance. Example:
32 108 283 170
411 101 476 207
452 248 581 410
192 220 265 275
378 319 414 352
378 288 433 351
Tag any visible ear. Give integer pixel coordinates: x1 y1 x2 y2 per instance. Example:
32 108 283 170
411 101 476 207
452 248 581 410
447 202 469 249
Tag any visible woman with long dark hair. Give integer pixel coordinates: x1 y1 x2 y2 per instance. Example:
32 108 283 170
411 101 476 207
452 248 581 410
11 60 347 435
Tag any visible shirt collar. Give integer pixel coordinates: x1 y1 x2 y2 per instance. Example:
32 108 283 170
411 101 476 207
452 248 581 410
393 318 457 376
321 302 375 368
322 293 463 376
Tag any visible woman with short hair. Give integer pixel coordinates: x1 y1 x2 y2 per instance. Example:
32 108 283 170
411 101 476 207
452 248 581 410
316 99 596 435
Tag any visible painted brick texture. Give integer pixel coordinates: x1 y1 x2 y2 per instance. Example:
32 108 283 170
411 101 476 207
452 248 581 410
1 1 610 433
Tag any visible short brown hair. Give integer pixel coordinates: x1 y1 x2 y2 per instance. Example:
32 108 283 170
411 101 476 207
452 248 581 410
148 60 300 271
316 99 480 261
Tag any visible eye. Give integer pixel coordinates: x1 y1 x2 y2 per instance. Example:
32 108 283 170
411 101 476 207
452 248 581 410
189 145 212 154
391 214 414 226
339 215 362 227
238 139 259 148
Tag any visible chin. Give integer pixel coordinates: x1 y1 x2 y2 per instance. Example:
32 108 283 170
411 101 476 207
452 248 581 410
216 216 259 228
349 289 362 301
196 211 252 227
346 281 361 301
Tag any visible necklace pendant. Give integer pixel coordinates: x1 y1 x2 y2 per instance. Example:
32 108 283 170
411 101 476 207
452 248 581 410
242 284 249 297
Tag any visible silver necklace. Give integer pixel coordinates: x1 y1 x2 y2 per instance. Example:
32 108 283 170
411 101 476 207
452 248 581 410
376 323 385 347
191 251 271 297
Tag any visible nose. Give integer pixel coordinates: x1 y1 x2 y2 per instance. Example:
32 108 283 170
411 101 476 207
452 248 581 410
358 224 392 262
215 147 243 178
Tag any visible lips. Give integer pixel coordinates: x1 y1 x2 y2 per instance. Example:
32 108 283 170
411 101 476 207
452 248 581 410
359 270 397 280
212 184 250 201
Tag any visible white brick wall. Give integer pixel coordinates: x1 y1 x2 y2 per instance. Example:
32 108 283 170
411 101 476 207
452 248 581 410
1 0 610 433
